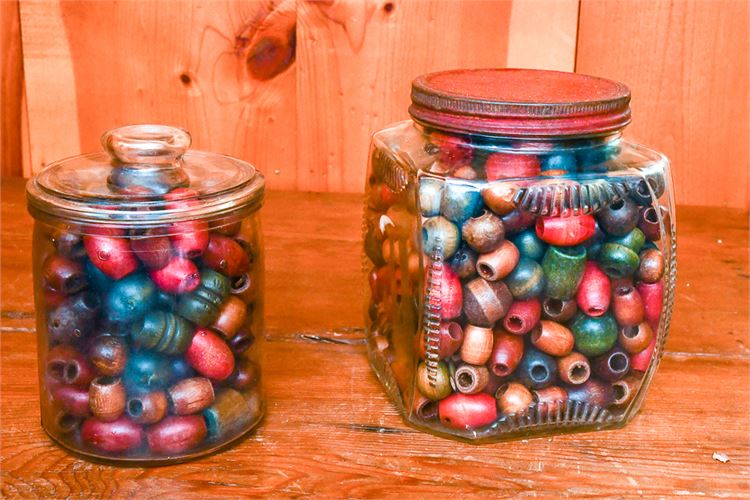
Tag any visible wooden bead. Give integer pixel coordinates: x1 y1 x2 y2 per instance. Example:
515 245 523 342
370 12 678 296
606 227 645 253
541 297 578 323
47 344 90 384
123 351 171 395
517 346 557 389
461 210 504 253
532 386 568 416
149 257 201 295
637 248 665 283
502 298 541 335
599 243 640 279
176 269 231 326
446 246 476 281
147 415 208 454
454 364 490 395
570 312 618 357
576 261 611 317
204 234 250 277
541 245 587 300
131 310 195 355
505 257 546 300
460 325 494 365
169 357 196 382
210 296 247 338
52 411 82 434
482 183 516 216
52 385 90 417
419 177 444 217
531 320 574 357
89 376 126 422
440 183 482 224
612 285 645 327
130 227 172 270
488 330 524 377
565 379 615 408
185 328 235 381
496 382 533 415
638 206 662 242
105 272 157 323
597 198 639 236
438 393 497 430
429 131 472 164
413 394 439 421
42 254 87 295
592 346 631 381
169 377 216 415
476 240 519 281
582 222 606 259
422 216 460 259
50 230 86 260
228 329 256 355
484 152 541 180
636 280 664 327
228 357 260 391
81 416 144 452
169 220 210 259
48 292 101 344
89 335 128 376
619 322 654 354
557 352 591 385
419 321 463 360
61 349 96 387
203 388 263 440
631 336 657 372
84 230 139 280
535 215 596 246
432 265 463 320
612 375 640 407
500 208 535 235
630 177 665 206
510 229 547 261
462 278 510 327
126 391 168 424
231 272 258 304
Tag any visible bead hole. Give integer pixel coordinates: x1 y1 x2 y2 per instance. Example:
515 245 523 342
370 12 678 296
95 376 118 386
56 413 78 432
531 364 548 382
477 263 494 279
507 316 524 331
612 381 629 403
545 298 563 315
570 363 589 383
128 399 144 417
622 326 639 339
616 286 633 296
492 363 510 377
64 363 79 382
610 353 629 372
47 360 66 381
587 306 604 315
496 383 511 398
446 323 462 341
644 207 659 224
610 199 625 210
457 372 473 388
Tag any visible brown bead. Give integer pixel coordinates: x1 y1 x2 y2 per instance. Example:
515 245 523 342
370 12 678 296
42 254 87 295
169 377 216 415
52 411 81 434
418 321 463 360
228 329 256 355
127 391 168 424
476 240 520 281
230 272 258 304
88 376 126 422
416 361 452 401
147 415 208 454
88 335 128 376
412 393 439 421
638 206 662 242
50 230 86 260
482 183 517 216
454 364 490 395
228 357 260 391
541 297 577 323
488 330 524 377
637 248 665 283
565 379 615 408
557 352 591 385
210 296 247 338
531 321 574 357
203 388 263 440
496 382 533 415
203 234 250 277
46 345 96 387
618 322 654 354
532 386 568 416
460 325 494 365
461 210 505 253
612 286 645 327
612 375 641 407
462 278 512 327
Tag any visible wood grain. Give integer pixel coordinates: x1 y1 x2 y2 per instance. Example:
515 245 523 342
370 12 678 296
1 0 25 177
506 0 579 71
1 177 749 497
576 0 750 209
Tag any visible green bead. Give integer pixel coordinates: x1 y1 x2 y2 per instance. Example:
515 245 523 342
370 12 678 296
123 351 171 394
511 229 547 261
104 272 157 323
569 312 618 357
200 268 231 298
606 227 645 253
131 310 194 355
541 245 587 300
599 243 640 279
177 269 231 326
505 257 546 299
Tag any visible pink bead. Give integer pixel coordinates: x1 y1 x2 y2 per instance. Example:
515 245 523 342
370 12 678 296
576 262 611 317
185 328 235 381
636 280 664 327
630 336 657 372
438 393 497 429
429 265 462 320
149 257 201 294
536 215 596 246
502 298 541 335
485 153 541 181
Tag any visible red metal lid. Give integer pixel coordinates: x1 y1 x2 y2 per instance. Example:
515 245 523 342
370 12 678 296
409 68 631 137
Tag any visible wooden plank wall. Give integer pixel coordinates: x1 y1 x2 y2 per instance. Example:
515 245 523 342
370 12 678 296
2 0 748 209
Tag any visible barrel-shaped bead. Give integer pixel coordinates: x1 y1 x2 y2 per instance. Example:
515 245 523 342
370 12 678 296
131 310 195 355
541 245 587 300
454 364 490 395
482 183 516 216
569 312 618 357
576 261 611 316
462 278 512 327
419 178 444 217
48 292 101 344
203 234 250 277
565 379 615 408
557 352 591 385
612 286 645 327
476 240 519 281
42 254 87 295
419 321 463 360
460 325 494 365
147 415 208 454
88 335 128 376
203 388 262 440
89 376 126 422
169 220 210 259
592 346 631 381
619 322 654 354
502 298 541 335
176 269 231 326
638 206 663 242
496 382 533 415
210 296 247 338
130 227 172 270
637 248 665 283
484 152 541 180
168 377 216 415
185 328 235 381
531 321 574 357
150 257 201 295
532 386 568 416
422 216 460 259
488 330 524 377
81 416 144 452
505 257 546 300
541 297 578 323
84 231 139 280
535 215 596 246
636 280 664 327
631 336 657 372
598 243 640 279
438 393 497 429
126 391 168 424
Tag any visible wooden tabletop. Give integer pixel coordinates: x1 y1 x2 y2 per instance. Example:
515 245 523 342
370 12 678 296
1 176 748 497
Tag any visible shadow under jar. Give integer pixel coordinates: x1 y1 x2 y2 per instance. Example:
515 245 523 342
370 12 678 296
363 69 676 442
27 124 265 464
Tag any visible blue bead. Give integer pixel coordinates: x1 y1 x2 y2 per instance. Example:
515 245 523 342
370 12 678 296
505 257 546 299
169 357 195 382
105 272 157 323
440 183 482 224
511 229 547 261
582 222 605 259
123 351 171 394
576 142 620 172
540 152 576 173
86 259 113 291
517 346 557 389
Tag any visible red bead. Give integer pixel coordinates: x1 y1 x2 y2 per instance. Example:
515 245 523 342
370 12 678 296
418 321 463 360
630 336 656 372
130 227 172 270
612 285 645 327
535 214 596 246
84 230 138 280
430 131 472 165
81 416 144 452
484 152 541 181
44 287 69 308
502 298 541 335
438 393 497 430
149 257 201 294
488 330 524 377
185 328 235 381
42 254 87 295
46 344 96 387
204 234 250 277
431 265 462 320
168 377 215 415
52 385 90 417
636 280 663 327
169 221 210 259
147 415 207 454
576 261 611 317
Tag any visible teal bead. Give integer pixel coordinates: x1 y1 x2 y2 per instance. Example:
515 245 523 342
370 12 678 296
422 216 460 258
441 183 482 224
511 229 547 261
541 245 587 300
86 259 113 292
606 227 645 253
569 312 618 357
105 272 157 323
131 310 195 355
419 177 444 217
599 243 640 279
123 351 171 394
176 269 230 326
505 257 546 299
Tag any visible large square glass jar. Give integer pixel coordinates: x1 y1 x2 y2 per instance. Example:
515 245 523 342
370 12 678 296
363 69 676 442
26 125 265 463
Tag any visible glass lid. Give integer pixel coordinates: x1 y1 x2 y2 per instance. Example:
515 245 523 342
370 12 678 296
27 125 264 227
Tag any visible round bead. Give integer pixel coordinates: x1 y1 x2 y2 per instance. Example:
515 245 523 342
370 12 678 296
422 216 460 259
48 292 101 344
619 322 654 354
606 227 645 253
541 297 578 323
123 351 171 395
598 243 640 279
419 177 444 217
557 352 591 385
88 335 128 376
462 278 512 327
597 198 639 236
510 229 547 261
540 152 576 174
569 312 618 357
448 245 478 280
440 183 482 224
482 183 516 216
461 210 504 253
105 272 157 323
496 382 533 415
517 347 557 389
454 364 490 395
126 391 168 424
505 257 546 300
637 248 665 283
476 240 520 282
592 346 631 381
